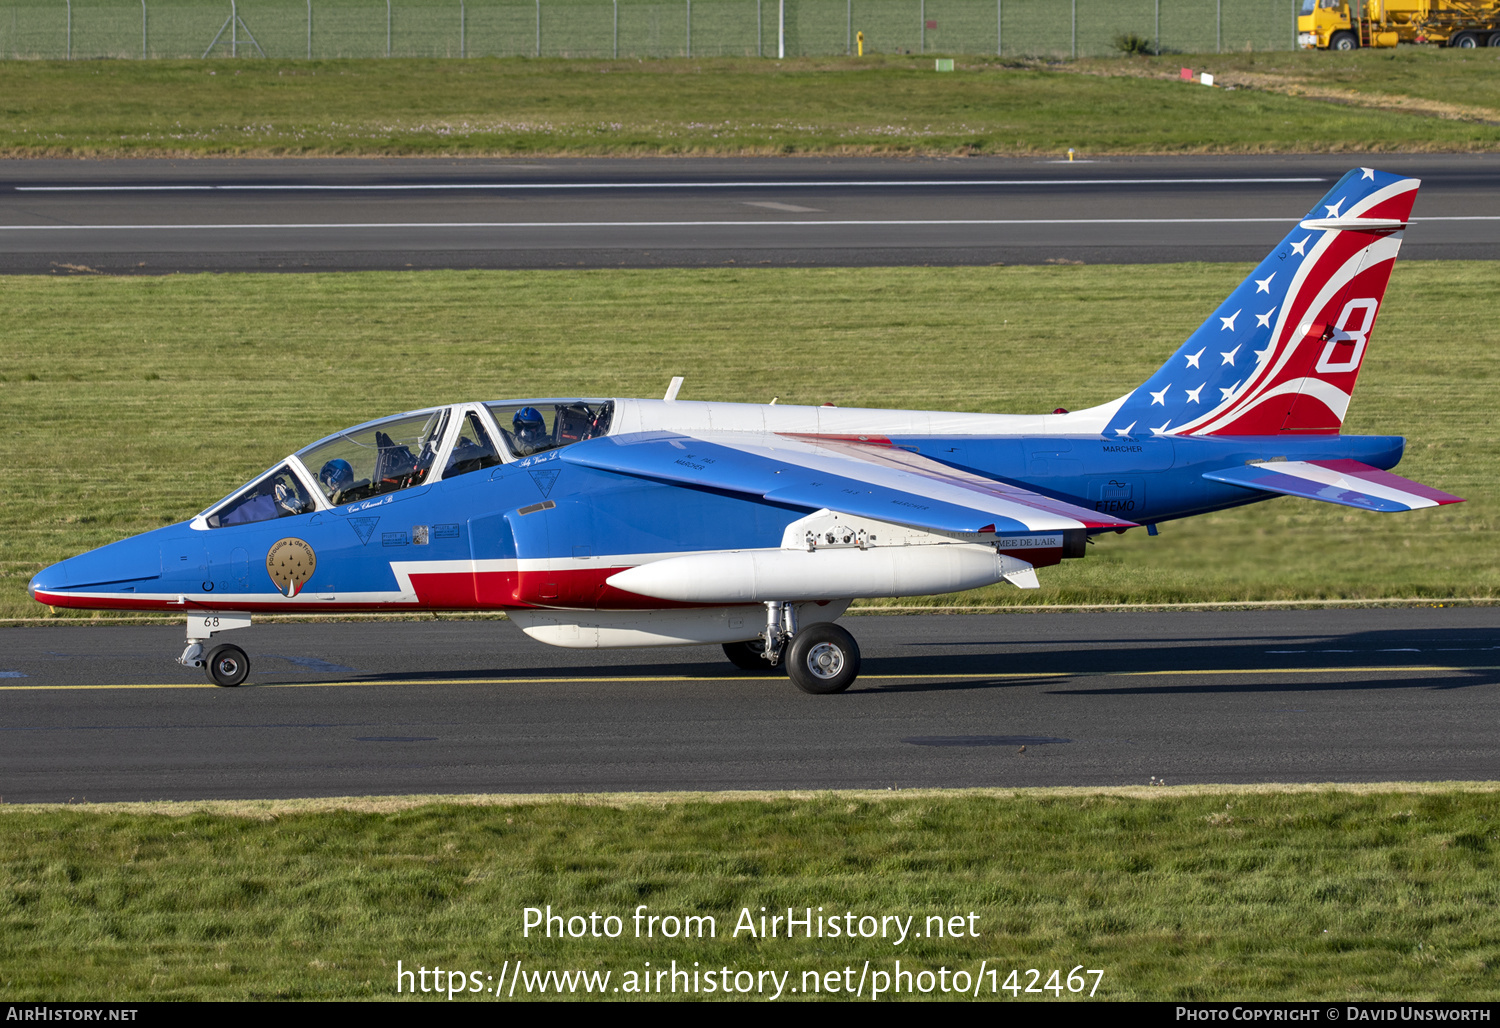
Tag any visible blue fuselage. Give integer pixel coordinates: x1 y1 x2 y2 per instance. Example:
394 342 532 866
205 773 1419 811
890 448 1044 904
30 431 1404 612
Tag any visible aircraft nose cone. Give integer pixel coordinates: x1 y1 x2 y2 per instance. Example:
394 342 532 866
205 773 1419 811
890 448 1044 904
28 562 65 603
28 528 172 610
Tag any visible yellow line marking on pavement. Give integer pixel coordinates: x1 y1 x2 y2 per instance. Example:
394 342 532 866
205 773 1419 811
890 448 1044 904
0 673 1060 691
1122 665 1499 677
0 682 216 691
2 665 1494 691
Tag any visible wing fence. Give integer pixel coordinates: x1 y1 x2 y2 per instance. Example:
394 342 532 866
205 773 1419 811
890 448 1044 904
0 0 1299 60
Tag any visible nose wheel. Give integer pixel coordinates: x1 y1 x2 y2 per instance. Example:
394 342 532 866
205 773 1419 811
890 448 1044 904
205 644 250 687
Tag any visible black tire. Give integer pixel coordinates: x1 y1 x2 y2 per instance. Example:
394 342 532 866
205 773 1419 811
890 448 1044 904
1329 31 1358 50
1487 31 1500 47
205 643 249 687
785 623 861 695
1451 31 1478 48
722 640 775 671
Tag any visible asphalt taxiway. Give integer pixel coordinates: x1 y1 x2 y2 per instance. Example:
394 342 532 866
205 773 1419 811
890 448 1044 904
2 607 1496 802
2 153 1495 272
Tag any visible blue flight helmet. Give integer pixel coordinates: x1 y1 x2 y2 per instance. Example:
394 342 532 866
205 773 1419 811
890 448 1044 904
319 458 355 495
513 407 548 452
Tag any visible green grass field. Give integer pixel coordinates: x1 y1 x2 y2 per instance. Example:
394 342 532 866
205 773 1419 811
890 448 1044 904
1080 46 1500 127
2 262 1494 621
0 0 1296 61
0 49 1495 157
3 788 1498 1000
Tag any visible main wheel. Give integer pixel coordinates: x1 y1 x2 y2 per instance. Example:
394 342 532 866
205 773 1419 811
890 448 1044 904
1329 31 1358 50
1488 31 1500 46
205 643 249 687
722 640 776 671
1451 31 1478 48
786 623 861 695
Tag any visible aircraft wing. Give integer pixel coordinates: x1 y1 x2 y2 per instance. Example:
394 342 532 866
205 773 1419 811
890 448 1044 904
1203 459 1465 513
563 431 1137 536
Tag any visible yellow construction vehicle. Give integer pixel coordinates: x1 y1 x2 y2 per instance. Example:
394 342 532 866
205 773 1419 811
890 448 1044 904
1298 0 1500 49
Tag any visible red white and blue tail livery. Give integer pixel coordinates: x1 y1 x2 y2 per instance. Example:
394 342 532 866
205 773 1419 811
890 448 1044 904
1101 167 1416 438
30 169 1463 693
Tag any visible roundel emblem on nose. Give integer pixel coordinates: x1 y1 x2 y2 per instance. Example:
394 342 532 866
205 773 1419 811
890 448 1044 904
266 538 316 597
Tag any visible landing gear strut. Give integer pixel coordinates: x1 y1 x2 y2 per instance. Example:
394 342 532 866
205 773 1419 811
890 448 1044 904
178 612 253 687
761 600 796 665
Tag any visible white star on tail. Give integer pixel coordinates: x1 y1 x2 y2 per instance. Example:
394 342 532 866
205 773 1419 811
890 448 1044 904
1290 235 1310 256
1150 421 1172 437
1221 345 1241 366
1185 347 1205 369
1255 307 1276 328
1185 384 1204 404
1150 385 1171 406
1255 273 1276 294
1255 343 1275 363
1219 379 1242 401
1220 310 1241 331
1325 198 1345 218
1361 167 1375 180
1114 421 1137 438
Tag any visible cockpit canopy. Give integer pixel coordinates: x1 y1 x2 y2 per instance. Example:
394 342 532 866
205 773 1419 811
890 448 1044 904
199 399 613 529
301 407 452 507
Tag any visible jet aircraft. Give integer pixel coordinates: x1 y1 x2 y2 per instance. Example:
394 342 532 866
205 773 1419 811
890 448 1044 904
29 168 1462 693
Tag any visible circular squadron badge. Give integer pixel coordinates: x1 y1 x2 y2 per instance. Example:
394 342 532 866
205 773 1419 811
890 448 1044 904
266 538 316 597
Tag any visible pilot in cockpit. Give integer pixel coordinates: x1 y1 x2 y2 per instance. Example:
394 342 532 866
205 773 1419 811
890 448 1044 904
511 407 551 456
318 459 356 502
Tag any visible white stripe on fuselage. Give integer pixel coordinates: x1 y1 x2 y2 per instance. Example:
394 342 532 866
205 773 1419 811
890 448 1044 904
611 396 1124 438
385 550 716 599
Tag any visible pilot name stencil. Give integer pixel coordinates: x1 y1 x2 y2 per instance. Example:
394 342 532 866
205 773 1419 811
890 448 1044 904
516 451 559 470
348 495 394 514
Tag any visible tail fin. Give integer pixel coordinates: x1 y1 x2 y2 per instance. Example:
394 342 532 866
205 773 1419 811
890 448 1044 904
1102 168 1418 438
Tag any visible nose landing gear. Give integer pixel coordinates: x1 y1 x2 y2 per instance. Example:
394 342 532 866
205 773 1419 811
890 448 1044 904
178 612 254 687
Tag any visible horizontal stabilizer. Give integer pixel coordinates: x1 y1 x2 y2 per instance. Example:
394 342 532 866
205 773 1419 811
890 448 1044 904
1203 459 1464 513
1298 217 1406 232
565 431 1136 537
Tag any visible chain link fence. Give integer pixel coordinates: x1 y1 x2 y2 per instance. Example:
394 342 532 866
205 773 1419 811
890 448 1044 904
0 0 1298 59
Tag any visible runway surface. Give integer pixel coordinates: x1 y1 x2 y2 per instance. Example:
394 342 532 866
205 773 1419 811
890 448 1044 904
2 154 1496 273
2 607 1497 802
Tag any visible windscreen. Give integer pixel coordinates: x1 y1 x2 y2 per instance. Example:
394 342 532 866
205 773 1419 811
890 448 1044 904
205 464 314 529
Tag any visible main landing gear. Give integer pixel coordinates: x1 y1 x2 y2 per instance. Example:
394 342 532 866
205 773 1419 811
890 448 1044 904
178 612 253 687
721 601 862 694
